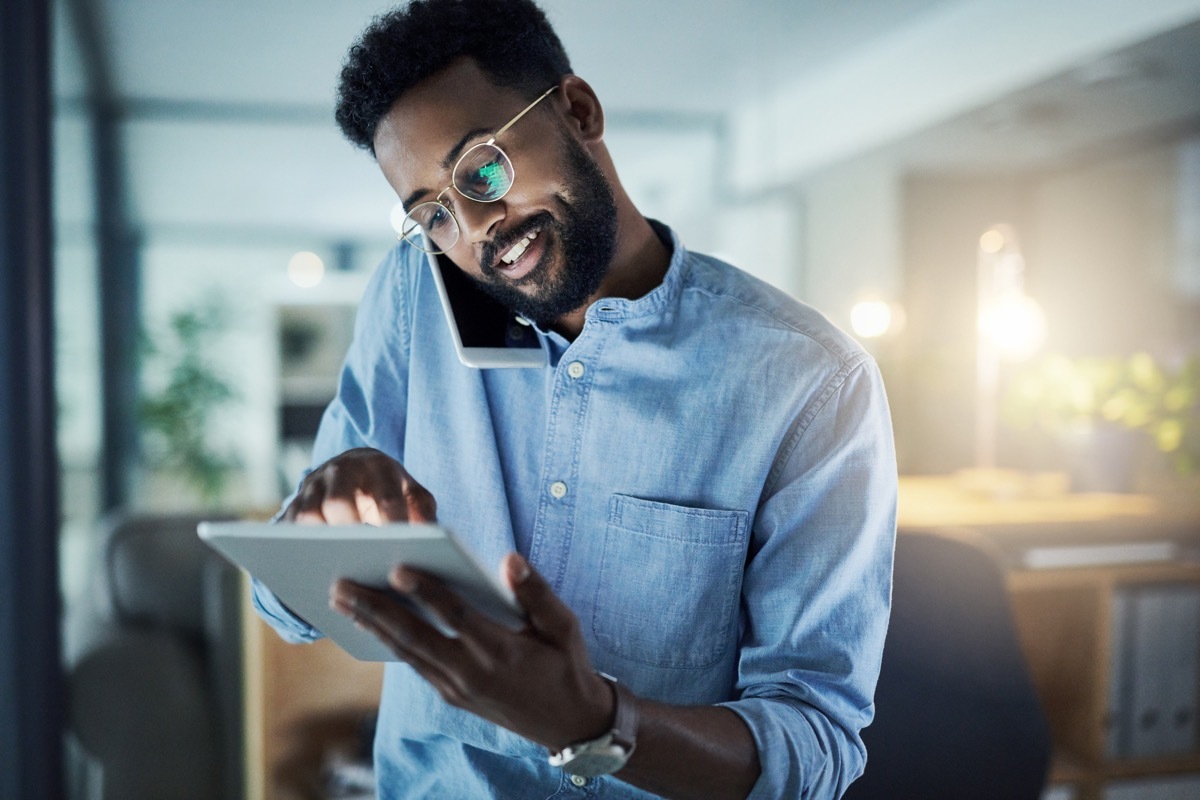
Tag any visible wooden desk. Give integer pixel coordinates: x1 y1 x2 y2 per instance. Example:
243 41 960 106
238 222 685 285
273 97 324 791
897 472 1161 529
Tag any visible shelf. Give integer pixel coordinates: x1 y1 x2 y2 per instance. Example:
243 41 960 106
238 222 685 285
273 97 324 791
1051 751 1200 783
1100 753 1200 779
1008 561 1200 592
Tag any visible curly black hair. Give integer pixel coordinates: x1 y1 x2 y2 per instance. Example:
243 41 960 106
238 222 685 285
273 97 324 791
335 0 573 154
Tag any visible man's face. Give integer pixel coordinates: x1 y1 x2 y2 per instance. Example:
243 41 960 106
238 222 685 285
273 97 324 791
373 59 617 325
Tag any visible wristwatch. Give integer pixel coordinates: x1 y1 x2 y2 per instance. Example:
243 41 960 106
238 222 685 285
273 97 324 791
547 674 639 777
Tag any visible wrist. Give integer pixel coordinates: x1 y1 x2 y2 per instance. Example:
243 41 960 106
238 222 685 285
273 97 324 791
548 673 640 778
551 670 616 751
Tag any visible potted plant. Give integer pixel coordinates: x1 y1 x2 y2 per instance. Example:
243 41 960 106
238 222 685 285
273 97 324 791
1002 352 1199 490
139 298 241 506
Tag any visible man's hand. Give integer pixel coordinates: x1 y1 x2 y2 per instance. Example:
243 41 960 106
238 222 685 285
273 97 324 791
329 551 615 752
282 447 437 525
285 447 615 751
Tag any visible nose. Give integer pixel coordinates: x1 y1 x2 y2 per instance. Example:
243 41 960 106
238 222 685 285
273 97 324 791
453 193 506 245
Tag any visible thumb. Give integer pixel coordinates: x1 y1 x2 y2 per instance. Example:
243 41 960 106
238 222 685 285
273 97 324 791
503 553 577 644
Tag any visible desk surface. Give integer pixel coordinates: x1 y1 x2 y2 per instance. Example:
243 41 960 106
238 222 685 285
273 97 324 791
897 471 1189 531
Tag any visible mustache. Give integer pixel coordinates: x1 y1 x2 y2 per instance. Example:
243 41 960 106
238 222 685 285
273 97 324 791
480 212 556 276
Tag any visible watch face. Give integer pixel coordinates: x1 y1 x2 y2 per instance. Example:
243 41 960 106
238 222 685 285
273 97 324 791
560 747 630 778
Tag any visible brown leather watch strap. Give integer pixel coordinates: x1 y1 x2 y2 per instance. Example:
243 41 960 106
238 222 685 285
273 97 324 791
606 675 639 753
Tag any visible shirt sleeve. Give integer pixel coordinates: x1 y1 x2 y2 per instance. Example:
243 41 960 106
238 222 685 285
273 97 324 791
250 244 416 643
719 355 897 799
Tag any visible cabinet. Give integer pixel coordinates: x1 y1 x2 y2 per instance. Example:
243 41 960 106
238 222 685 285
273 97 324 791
898 474 1200 800
1009 563 1200 800
241 582 383 800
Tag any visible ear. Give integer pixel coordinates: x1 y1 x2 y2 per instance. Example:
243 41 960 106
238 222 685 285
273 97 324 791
556 74 604 144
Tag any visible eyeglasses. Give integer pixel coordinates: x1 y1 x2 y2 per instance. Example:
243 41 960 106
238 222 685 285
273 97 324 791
398 85 559 254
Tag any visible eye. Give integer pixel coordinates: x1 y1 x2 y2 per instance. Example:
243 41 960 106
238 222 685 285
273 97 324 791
408 200 455 235
426 202 452 231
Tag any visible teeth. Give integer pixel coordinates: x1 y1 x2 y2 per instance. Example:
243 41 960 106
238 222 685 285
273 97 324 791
501 231 538 265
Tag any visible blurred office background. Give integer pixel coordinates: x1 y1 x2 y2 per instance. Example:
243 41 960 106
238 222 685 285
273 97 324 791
3 0 1200 798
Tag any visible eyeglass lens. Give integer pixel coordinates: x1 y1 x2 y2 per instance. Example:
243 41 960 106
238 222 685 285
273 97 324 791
400 201 457 253
455 143 515 201
400 143 516 253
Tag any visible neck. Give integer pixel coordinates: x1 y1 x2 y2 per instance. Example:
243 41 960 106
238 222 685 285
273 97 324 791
551 197 670 340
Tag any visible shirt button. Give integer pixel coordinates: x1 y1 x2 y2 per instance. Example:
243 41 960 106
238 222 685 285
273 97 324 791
570 775 588 787
567 361 585 379
507 324 525 341
549 481 568 499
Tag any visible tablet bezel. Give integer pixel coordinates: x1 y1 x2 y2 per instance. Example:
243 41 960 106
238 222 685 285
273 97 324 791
198 521 526 662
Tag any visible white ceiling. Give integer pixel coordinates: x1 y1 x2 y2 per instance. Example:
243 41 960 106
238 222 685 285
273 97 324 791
887 17 1200 173
88 0 953 110
53 0 1200 246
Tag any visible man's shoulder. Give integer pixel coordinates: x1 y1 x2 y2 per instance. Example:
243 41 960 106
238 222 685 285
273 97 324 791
677 250 869 371
353 243 430 322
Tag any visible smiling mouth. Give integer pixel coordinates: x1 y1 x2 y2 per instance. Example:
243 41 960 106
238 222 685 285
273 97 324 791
500 231 539 265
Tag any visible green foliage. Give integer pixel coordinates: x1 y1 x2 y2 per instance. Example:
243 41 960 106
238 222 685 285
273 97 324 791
1003 353 1200 475
139 299 241 501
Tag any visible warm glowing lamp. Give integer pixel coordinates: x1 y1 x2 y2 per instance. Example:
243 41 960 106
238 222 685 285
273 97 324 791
979 294 1046 361
975 225 1045 470
851 301 893 339
850 300 906 340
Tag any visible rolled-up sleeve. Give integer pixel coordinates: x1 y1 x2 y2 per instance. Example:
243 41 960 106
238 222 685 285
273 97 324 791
720 356 897 799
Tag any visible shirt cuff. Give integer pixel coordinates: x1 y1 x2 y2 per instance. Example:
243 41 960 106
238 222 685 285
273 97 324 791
718 696 866 799
250 577 323 643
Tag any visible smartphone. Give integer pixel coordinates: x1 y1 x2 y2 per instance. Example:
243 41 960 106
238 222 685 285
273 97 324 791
425 250 547 369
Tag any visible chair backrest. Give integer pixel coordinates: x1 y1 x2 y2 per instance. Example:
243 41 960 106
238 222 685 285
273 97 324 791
104 512 229 637
68 512 245 800
844 528 1052 800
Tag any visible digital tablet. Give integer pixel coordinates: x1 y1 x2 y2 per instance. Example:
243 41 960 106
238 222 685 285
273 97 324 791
198 521 526 662
426 249 548 369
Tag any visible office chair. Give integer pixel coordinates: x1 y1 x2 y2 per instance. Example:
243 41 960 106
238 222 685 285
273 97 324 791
843 528 1052 800
65 512 244 800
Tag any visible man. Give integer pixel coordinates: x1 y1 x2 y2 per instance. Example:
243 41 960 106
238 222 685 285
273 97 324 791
254 1 897 797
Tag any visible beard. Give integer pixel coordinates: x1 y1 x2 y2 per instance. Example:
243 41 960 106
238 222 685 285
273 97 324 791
470 131 618 327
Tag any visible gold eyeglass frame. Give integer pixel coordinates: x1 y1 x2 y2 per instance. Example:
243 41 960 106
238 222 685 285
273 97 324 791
399 84 560 254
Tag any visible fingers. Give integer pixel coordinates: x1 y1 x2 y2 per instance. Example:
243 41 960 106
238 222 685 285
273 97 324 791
330 580 462 694
387 565 502 658
322 496 361 525
282 469 328 521
331 562 602 745
330 577 494 710
401 473 438 523
503 553 579 646
284 447 437 525
354 490 382 526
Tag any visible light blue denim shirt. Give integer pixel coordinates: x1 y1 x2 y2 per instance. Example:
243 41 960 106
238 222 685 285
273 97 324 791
254 223 897 799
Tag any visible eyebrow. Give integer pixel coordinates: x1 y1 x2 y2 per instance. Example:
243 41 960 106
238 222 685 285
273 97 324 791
400 125 493 210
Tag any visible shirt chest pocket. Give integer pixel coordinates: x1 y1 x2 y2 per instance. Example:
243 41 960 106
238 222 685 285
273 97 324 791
591 494 750 670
